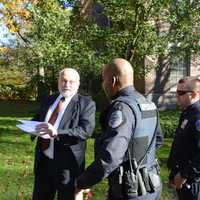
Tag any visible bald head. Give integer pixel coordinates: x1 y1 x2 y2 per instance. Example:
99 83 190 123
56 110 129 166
105 58 134 86
102 58 134 98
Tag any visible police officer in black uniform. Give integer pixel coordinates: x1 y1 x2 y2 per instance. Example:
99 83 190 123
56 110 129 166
167 76 200 200
75 58 164 200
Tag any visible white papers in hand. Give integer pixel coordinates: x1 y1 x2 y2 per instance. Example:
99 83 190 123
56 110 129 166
16 120 50 139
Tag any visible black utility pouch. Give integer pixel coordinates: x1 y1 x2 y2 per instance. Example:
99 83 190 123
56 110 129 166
123 170 138 198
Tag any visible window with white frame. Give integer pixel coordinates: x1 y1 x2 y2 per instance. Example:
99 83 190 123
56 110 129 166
170 55 190 91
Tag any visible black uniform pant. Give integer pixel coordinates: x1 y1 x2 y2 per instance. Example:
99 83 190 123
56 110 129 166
107 185 162 200
32 153 75 200
177 182 200 200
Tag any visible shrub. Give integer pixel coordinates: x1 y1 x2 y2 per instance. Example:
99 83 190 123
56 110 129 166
92 90 107 111
160 109 181 138
0 84 35 100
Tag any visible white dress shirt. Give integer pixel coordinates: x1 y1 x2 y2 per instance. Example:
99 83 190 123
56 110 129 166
43 94 74 159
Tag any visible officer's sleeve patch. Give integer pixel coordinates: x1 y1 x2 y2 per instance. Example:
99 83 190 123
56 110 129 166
195 120 200 132
108 110 123 128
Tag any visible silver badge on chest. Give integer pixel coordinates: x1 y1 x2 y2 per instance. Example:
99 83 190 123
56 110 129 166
181 119 188 129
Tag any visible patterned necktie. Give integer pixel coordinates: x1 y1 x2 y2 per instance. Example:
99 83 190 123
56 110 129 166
39 97 65 151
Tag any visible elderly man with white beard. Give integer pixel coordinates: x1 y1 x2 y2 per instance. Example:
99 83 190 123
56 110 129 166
31 68 96 200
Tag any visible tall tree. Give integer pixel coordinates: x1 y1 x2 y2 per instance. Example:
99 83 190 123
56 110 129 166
1 0 199 100
1 0 74 99
69 0 200 75
168 0 200 57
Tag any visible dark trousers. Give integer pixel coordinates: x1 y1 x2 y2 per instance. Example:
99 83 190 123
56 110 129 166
107 186 162 200
32 153 75 200
177 182 200 200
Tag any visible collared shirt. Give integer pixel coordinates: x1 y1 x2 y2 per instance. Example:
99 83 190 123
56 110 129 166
43 94 74 159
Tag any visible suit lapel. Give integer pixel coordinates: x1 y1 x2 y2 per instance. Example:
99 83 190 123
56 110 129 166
59 94 79 128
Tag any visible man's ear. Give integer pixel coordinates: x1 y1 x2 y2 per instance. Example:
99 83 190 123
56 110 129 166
112 76 118 87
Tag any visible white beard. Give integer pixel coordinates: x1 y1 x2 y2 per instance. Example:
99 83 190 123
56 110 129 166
61 89 77 98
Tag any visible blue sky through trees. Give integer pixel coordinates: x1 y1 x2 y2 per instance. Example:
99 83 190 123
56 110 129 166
0 3 16 47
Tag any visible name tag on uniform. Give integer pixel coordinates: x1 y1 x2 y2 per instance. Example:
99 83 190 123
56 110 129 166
181 119 188 129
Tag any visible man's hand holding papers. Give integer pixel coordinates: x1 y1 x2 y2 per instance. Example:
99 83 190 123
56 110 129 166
16 120 52 139
35 122 57 138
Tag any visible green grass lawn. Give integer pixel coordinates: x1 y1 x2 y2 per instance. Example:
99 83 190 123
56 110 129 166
0 100 177 200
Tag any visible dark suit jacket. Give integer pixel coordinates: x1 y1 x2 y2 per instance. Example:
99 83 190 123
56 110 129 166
33 93 96 176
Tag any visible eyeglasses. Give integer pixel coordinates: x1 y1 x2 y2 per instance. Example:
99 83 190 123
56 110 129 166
176 90 194 96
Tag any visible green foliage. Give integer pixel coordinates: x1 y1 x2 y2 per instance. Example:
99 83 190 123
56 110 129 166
29 1 72 68
168 0 200 55
92 89 107 110
0 66 28 86
1 0 200 100
11 1 74 96
0 84 35 100
69 0 200 78
0 54 34 100
160 109 180 138
2 0 199 99
21 0 101 96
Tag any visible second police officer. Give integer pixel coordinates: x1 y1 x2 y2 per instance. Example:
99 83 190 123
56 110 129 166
75 58 164 200
167 76 200 200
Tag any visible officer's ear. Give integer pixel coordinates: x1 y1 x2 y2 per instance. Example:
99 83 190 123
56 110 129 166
112 76 119 87
111 76 116 87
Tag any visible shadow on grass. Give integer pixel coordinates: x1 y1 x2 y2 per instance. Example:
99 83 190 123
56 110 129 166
0 129 21 136
0 118 32 136
0 139 31 147
0 127 18 133
0 118 19 125
0 100 39 117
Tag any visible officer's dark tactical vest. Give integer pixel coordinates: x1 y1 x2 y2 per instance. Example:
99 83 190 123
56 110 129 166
113 90 157 169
